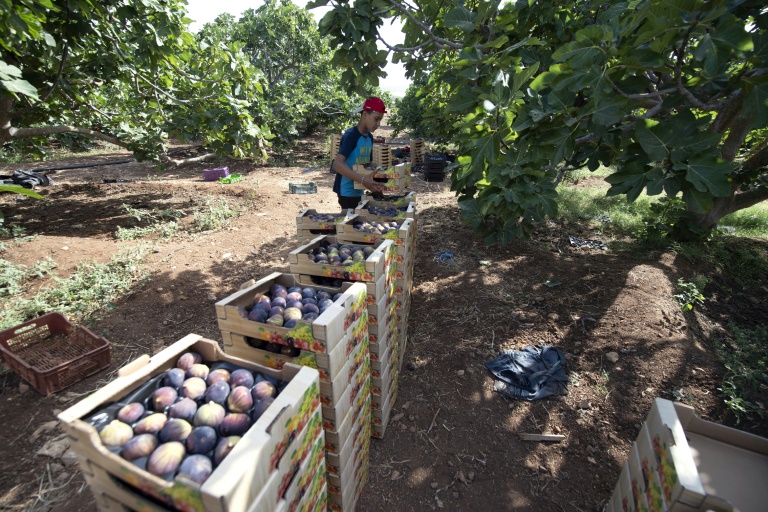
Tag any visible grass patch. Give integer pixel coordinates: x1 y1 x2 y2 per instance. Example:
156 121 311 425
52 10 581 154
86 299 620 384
0 245 150 330
192 196 240 232
555 187 657 239
0 257 57 297
719 202 768 238
716 324 768 423
115 204 185 240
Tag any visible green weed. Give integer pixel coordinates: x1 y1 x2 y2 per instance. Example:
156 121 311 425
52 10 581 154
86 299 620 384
115 205 185 240
192 196 240 232
673 278 707 312
0 245 150 330
0 257 57 297
716 324 768 423
556 187 656 239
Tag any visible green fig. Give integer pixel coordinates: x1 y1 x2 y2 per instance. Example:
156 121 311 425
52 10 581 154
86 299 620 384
99 420 134 447
147 441 185 476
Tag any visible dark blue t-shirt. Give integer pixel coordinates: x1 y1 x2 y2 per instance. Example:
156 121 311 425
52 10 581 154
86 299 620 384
333 126 372 197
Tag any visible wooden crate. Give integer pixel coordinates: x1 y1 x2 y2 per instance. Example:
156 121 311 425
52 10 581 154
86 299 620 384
215 273 368 354
363 191 417 207
321 361 370 432
372 144 391 167
273 458 327 512
288 236 397 284
325 395 371 455
327 459 367 512
355 200 417 222
353 174 410 192
330 134 341 162
296 209 353 231
371 343 398 400
410 139 425 165
370 316 397 358
58 335 321 512
326 410 371 477
335 215 415 247
369 298 396 345
221 313 367 383
398 325 408 371
353 163 408 180
371 378 398 439
327 436 370 508
296 271 394 307
319 337 369 408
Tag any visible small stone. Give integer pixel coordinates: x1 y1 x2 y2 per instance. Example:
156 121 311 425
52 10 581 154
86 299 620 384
457 471 467 484
71 224 84 229
553 425 561 433
409 415 415 421
390 470 401 480
37 436 70 458
457 370 464 376
156 287 164 293
206 293 217 302
579 400 591 409
61 246 69 251
18 382 30 394
222 253 232 260
400 424 408 430
468 471 475 481
402 401 412 410
452 492 459 498
586 445 595 454
587 457 597 464
409 426 417 433
573 438 580 446
605 351 620 363
748 296 760 305
447 460 453 467
431 481 439 489
392 412 405 422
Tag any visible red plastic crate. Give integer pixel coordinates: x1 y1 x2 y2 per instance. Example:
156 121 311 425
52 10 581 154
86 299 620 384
0 313 111 396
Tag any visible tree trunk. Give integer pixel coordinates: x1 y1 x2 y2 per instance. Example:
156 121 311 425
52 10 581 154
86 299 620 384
692 188 768 230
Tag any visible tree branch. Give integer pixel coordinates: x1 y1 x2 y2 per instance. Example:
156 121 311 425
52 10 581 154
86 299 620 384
160 152 216 166
386 0 463 50
8 125 127 147
721 116 752 162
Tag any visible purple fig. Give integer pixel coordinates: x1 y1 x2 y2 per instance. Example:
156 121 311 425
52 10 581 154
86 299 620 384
287 299 304 309
204 381 230 405
302 288 316 299
100 420 133 447
186 363 209 381
254 301 271 312
116 403 144 424
251 381 277 401
134 413 167 435
268 306 284 318
284 319 297 329
229 369 254 389
147 441 185 476
226 386 253 413
286 291 303 302
287 286 303 294
248 308 269 323
302 313 319 321
178 454 213 484
120 433 157 461
270 284 287 298
176 352 202 371
252 294 270 307
169 397 198 422
302 297 317 306
180 377 207 400
207 368 231 386
163 368 185 389
186 426 218 455
315 291 331 302
302 303 320 315
213 436 241 465
159 418 193 443
251 397 275 422
219 413 252 436
194 402 225 428
151 386 178 411
270 296 287 309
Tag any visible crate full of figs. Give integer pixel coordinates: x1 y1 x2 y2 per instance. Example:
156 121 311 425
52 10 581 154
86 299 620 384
57 334 322 512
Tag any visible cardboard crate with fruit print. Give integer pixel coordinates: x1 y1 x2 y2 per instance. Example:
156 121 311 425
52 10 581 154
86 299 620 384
57 335 322 512
216 273 367 355
288 235 396 284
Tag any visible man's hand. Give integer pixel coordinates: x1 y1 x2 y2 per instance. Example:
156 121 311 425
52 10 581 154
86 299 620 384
361 174 385 193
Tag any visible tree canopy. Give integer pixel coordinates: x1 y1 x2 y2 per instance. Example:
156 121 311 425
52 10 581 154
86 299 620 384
311 0 768 241
1 0 269 163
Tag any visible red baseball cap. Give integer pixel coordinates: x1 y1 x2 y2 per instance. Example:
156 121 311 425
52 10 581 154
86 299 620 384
355 97 387 114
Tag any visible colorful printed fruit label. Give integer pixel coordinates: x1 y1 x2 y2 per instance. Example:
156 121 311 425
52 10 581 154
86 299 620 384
269 383 320 472
652 434 677 504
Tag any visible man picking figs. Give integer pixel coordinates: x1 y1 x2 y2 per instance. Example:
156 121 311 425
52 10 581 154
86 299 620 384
332 97 387 210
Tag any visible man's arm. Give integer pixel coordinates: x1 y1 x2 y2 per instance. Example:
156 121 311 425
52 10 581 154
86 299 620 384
332 153 385 193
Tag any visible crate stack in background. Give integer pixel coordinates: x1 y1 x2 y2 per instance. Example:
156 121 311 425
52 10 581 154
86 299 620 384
423 153 447 182
296 208 354 243
410 139 425 167
215 271 371 512
58 335 327 512
330 134 341 164
371 143 391 168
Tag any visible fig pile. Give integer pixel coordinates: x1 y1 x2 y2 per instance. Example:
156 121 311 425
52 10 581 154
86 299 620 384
353 220 399 235
239 283 343 330
306 213 343 223
366 206 406 217
97 352 283 485
307 242 375 266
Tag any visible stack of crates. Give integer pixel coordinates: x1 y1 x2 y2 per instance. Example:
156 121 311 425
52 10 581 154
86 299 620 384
353 163 411 193
296 208 354 243
58 335 326 512
334 215 416 438
330 134 342 166
287 235 398 510
410 139 425 166
372 144 392 168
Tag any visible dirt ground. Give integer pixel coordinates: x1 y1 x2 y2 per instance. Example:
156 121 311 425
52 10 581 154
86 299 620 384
0 125 766 512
